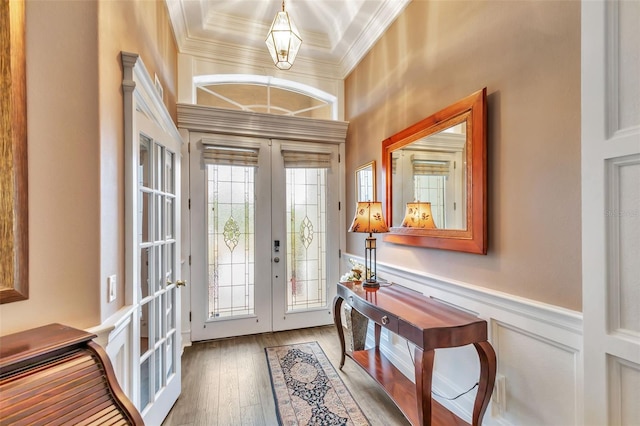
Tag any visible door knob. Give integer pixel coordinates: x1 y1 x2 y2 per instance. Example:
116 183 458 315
176 280 187 287
274 257 280 263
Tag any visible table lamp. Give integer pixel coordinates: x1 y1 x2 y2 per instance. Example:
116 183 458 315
348 201 389 288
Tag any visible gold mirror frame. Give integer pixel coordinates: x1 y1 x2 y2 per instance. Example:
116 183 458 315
382 88 487 254
355 160 376 202
1 0 29 303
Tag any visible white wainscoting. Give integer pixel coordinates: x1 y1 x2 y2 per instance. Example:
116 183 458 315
343 254 584 426
87 305 136 399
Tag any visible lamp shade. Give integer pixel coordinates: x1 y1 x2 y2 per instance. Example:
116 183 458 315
349 202 389 234
265 4 302 70
401 202 437 229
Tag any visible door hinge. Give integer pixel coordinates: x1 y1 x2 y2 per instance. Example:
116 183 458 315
189 311 192 322
339 249 342 258
188 142 190 153
188 199 191 209
189 255 191 265
338 153 341 163
454 202 457 211
338 201 341 210
454 161 457 169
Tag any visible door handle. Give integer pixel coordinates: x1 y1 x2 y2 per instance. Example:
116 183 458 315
176 280 187 287
273 257 280 263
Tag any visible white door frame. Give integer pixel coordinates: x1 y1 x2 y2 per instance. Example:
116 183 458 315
177 105 348 346
581 2 640 424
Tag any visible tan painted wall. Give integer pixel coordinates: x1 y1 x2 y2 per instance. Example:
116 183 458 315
345 1 582 310
0 0 177 335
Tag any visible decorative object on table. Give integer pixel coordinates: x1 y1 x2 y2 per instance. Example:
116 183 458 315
401 202 436 228
265 341 369 426
339 258 367 285
348 201 389 288
265 0 302 70
343 304 368 352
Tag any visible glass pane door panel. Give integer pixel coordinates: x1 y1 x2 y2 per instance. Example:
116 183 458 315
139 136 151 188
166 289 175 330
166 334 175 379
155 195 164 241
154 347 162 395
166 198 174 239
155 246 163 293
285 168 327 311
164 151 174 194
139 192 151 243
140 247 151 299
207 164 256 319
154 297 162 344
154 144 163 190
140 357 150 411
140 302 150 355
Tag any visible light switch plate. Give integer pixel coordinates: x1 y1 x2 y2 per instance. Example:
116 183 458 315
108 275 117 302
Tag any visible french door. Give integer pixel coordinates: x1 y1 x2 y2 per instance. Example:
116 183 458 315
133 112 182 425
190 136 340 341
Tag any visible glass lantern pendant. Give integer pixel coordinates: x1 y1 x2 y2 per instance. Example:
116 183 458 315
265 1 302 70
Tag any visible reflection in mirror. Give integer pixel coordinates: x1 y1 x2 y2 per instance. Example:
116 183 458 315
382 88 487 254
355 161 376 202
391 121 466 229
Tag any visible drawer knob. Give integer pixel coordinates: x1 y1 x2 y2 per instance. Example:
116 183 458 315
381 315 389 325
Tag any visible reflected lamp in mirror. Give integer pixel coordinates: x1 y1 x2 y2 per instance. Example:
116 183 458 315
348 202 389 288
401 202 436 229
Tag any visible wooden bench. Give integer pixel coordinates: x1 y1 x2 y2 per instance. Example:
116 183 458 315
0 323 144 425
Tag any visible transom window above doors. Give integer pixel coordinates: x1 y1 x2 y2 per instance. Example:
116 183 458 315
193 74 338 120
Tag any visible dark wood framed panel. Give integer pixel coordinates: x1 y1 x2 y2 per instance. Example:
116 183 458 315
0 0 28 303
382 89 487 254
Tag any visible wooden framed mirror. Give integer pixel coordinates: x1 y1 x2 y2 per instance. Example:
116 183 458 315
382 88 487 254
355 160 376 202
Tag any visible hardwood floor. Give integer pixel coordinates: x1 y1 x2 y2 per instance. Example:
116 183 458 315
162 325 410 426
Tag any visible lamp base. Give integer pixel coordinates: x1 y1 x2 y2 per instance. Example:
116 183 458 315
362 280 380 289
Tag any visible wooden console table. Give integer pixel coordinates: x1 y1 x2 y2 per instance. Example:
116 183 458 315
333 282 496 426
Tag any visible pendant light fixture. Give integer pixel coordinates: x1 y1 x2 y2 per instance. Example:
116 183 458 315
265 0 302 70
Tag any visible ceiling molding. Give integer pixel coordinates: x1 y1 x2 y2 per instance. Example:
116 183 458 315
165 0 410 81
338 0 411 77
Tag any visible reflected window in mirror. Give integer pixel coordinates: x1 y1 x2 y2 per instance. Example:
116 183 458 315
355 161 376 202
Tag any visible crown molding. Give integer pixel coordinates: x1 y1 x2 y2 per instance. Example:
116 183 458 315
338 0 411 77
177 104 348 144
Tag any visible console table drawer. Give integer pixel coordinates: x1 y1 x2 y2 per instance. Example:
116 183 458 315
347 295 399 333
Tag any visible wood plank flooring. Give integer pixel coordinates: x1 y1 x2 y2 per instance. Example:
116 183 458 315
162 325 410 426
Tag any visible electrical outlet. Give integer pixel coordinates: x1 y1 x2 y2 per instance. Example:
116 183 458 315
108 275 117 302
492 374 506 414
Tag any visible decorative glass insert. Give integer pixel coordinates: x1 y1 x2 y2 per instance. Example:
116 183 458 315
207 164 255 318
414 175 446 228
286 168 327 311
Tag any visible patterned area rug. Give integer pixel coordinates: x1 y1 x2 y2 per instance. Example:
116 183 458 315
265 341 369 426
